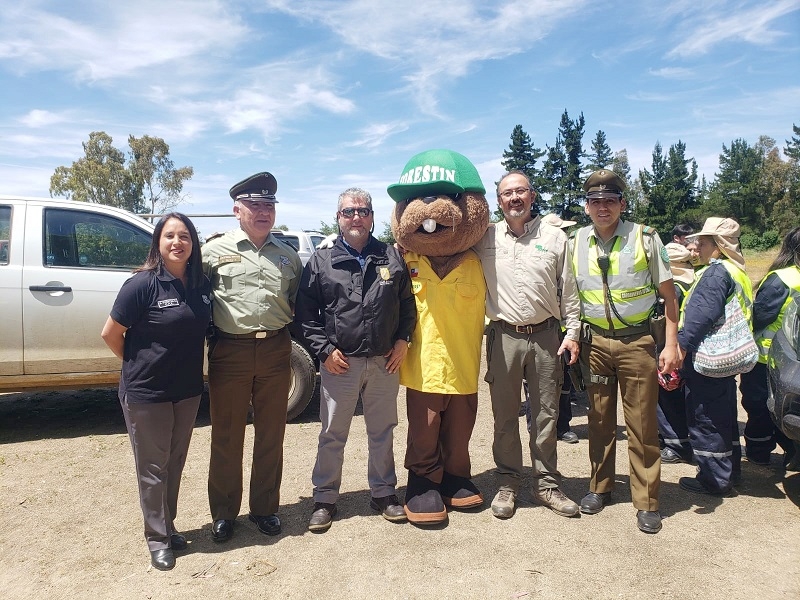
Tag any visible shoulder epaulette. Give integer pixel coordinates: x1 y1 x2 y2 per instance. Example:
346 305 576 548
205 232 224 243
641 225 657 237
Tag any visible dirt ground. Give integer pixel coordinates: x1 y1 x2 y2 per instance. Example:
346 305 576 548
1 352 799 600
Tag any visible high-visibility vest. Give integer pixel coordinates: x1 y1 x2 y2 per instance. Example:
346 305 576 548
679 258 753 331
754 266 800 363
571 223 656 328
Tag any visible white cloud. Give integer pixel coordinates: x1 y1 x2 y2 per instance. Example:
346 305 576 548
667 0 800 58
17 109 71 128
345 122 410 149
647 67 696 79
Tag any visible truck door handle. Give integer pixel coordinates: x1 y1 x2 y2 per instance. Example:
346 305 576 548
29 285 73 293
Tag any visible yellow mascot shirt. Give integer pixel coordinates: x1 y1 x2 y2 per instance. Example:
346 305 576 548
400 250 486 394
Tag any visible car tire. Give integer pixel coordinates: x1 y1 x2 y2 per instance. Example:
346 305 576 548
287 339 316 421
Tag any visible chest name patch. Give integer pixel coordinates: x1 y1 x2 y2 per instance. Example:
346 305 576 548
217 254 241 265
158 298 180 308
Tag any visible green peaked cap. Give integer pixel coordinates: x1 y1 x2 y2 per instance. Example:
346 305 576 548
387 149 486 202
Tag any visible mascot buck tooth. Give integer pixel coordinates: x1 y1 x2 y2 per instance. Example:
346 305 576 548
387 149 490 525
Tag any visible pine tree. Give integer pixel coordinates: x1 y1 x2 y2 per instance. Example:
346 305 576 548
497 124 545 220
542 110 585 222
586 130 613 172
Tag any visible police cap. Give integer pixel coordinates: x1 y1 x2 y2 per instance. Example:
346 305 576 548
583 169 626 198
229 172 278 202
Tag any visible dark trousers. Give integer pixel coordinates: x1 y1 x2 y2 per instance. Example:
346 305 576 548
657 385 692 460
404 389 478 484
121 394 201 551
207 329 291 519
740 362 791 462
684 370 741 493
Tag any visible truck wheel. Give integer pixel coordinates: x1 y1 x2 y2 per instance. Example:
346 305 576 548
287 339 316 421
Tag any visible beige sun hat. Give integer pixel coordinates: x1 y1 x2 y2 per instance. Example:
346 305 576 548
686 217 745 271
664 242 695 286
541 213 577 229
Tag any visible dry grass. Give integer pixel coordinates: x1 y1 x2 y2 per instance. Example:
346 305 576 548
744 247 780 287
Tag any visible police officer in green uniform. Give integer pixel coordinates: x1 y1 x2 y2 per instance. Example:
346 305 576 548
570 170 681 534
202 172 303 542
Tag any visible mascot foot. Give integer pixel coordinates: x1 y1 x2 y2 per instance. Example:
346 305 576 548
404 471 447 525
441 472 483 509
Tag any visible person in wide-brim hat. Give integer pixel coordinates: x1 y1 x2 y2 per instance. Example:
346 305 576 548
685 217 745 272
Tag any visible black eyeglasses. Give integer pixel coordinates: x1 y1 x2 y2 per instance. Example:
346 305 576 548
339 207 373 218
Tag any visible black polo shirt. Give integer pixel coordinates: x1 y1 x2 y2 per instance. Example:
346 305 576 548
111 267 212 403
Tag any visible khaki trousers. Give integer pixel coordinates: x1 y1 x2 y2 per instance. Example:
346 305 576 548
207 329 291 519
587 331 660 511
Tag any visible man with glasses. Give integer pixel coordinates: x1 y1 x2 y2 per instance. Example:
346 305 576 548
202 171 303 542
473 170 582 520
295 188 416 532
570 169 680 534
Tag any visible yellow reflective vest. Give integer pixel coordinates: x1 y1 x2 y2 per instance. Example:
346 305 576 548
754 266 800 363
571 223 656 328
679 258 753 330
399 250 486 394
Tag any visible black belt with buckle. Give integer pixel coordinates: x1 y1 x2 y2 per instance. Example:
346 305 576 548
215 326 285 340
500 317 557 335
589 323 649 338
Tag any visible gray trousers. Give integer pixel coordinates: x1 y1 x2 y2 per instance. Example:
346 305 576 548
121 394 201 551
312 355 399 504
485 321 563 491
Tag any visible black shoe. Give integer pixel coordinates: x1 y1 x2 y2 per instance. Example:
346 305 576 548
249 513 281 536
579 492 610 515
370 495 407 522
211 519 234 542
660 447 686 464
679 476 732 496
170 533 187 551
308 503 337 532
558 431 579 444
636 510 662 534
150 548 175 571
746 454 771 466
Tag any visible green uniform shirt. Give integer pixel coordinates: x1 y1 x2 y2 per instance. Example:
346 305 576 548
202 229 302 334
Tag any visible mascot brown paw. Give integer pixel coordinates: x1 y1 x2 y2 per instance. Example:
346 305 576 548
441 472 483 509
404 471 447 525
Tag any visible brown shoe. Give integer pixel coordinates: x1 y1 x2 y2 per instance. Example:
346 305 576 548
532 487 580 517
308 503 337 532
370 495 407 522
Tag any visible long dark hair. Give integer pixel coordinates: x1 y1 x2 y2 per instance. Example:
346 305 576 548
768 226 800 271
136 213 204 289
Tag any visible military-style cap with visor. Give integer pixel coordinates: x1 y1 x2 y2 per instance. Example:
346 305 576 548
387 149 485 202
583 169 626 199
229 172 278 202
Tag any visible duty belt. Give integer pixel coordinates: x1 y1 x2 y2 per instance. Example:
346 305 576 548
215 326 285 340
500 317 557 335
588 322 649 339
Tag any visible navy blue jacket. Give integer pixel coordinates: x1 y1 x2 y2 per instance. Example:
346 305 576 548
678 261 735 353
295 235 416 364
752 272 789 332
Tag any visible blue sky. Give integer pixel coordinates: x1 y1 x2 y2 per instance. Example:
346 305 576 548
1 0 798 235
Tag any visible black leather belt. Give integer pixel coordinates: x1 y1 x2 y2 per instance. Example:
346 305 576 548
215 326 285 340
500 317 557 335
589 323 649 338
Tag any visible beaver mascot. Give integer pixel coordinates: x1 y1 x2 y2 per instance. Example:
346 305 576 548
387 149 490 525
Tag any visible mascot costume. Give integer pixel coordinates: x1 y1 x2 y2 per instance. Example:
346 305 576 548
387 149 490 525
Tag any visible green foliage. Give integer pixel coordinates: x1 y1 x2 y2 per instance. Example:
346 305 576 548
50 131 192 215
497 124 545 220
127 135 193 214
318 220 338 236
541 110 586 223
586 130 613 172
376 221 395 244
740 230 780 251
637 140 698 241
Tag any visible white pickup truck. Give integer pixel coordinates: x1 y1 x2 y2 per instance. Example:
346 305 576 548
0 196 315 419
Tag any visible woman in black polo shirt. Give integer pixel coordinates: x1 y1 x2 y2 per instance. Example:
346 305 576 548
101 213 211 571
